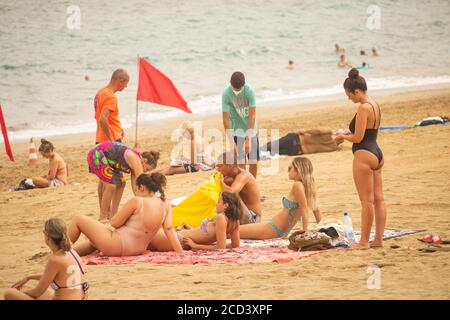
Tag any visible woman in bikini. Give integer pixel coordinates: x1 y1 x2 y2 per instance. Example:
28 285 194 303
149 192 242 251
68 173 182 256
338 68 387 249
87 141 159 221
18 139 68 189
4 218 89 300
239 157 321 240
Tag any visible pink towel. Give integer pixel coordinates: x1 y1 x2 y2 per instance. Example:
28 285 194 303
82 245 321 265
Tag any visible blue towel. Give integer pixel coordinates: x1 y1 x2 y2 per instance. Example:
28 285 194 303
380 126 409 131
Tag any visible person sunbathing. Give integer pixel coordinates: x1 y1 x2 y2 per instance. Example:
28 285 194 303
148 192 242 251
17 139 68 190
157 121 214 176
215 152 262 224
264 127 344 156
239 157 321 240
68 173 182 257
4 218 89 300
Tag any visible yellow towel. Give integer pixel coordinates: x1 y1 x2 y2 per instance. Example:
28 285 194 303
172 172 222 228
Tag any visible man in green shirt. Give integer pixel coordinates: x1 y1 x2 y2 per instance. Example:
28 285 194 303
222 71 259 178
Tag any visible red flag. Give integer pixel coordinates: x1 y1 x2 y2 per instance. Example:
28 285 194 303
136 57 191 113
0 104 15 161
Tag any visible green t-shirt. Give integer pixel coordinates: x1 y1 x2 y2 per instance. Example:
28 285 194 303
221 84 257 137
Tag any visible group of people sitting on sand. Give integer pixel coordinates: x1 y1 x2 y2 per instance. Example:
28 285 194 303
5 67 387 300
4 153 319 300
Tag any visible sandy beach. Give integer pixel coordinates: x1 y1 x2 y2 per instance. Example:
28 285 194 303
0 87 449 300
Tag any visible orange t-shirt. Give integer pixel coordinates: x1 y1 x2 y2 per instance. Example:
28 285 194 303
94 87 124 143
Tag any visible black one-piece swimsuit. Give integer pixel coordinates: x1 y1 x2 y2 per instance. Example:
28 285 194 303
348 101 383 163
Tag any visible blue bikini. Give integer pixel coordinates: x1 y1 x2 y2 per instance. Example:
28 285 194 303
266 197 300 237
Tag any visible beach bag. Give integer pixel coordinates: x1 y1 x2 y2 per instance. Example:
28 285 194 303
288 230 332 251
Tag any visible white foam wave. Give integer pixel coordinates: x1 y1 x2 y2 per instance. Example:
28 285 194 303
2 75 450 143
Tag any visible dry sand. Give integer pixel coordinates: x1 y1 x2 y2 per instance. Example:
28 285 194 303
0 87 449 299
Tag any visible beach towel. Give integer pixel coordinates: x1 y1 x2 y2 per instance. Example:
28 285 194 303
380 126 410 131
82 245 321 265
239 228 423 246
82 228 421 266
171 172 222 228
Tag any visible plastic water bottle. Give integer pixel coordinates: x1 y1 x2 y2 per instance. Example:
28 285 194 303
342 212 356 243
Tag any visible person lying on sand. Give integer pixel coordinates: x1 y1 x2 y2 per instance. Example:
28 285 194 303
148 192 242 251
156 121 215 176
4 218 89 300
68 173 182 257
239 157 321 240
16 139 68 190
263 126 344 156
87 141 158 222
215 152 262 224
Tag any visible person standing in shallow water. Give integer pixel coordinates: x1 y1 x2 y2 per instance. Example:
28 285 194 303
335 43 345 53
287 60 295 70
337 68 387 249
338 54 352 68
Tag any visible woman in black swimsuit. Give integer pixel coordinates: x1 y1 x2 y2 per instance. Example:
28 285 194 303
338 68 387 249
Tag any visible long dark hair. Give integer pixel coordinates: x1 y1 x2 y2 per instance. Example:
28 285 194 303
221 192 243 223
142 151 160 169
343 68 367 93
136 173 167 201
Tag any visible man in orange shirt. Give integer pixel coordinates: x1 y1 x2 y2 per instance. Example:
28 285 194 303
94 68 129 144
94 68 129 222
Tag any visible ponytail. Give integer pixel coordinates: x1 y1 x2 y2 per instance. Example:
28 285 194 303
142 151 160 169
44 218 71 252
39 139 54 154
136 172 167 201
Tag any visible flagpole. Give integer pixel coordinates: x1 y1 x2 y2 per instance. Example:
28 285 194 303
135 54 139 148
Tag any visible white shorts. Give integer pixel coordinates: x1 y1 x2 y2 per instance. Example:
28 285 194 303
48 179 63 187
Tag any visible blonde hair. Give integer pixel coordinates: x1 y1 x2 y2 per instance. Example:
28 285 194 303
291 157 317 211
44 218 71 251
179 121 195 137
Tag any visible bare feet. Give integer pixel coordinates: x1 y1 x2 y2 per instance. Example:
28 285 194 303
352 242 370 250
370 241 384 248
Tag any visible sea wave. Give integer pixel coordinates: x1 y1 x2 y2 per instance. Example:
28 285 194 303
2 75 450 143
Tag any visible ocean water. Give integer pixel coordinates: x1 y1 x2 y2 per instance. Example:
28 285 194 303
1 0 450 141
